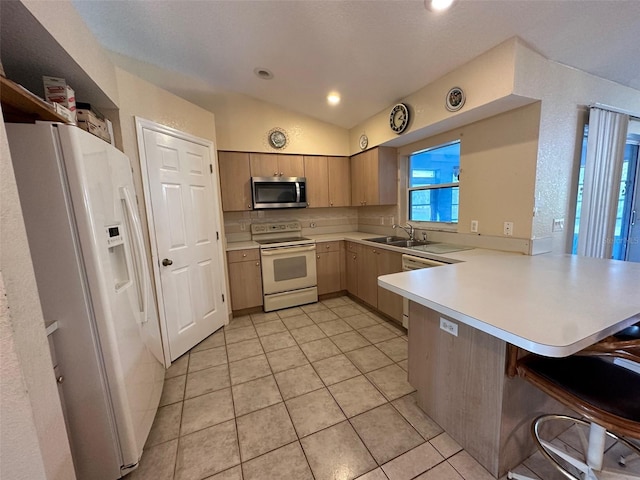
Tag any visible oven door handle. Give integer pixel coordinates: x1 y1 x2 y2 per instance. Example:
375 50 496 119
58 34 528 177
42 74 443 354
261 245 316 256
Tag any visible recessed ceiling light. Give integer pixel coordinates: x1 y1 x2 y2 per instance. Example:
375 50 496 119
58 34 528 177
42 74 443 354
254 67 273 80
425 0 455 12
327 92 341 105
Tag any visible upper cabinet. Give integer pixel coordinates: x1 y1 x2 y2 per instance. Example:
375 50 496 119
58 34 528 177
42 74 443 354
303 155 351 208
351 147 397 206
249 153 304 177
218 151 252 211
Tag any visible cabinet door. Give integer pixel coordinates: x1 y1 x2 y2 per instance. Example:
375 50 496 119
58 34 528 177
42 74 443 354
304 156 329 208
316 250 341 296
328 156 351 207
218 151 252 211
277 155 305 177
249 153 279 177
376 147 398 206
351 149 376 206
376 249 403 321
357 244 378 307
228 258 263 311
346 247 358 296
350 151 364 206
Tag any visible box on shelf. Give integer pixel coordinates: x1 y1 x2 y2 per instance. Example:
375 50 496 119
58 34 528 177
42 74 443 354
77 115 111 143
43 76 76 120
52 102 76 124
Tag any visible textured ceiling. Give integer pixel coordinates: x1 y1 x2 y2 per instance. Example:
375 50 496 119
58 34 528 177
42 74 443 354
71 0 640 129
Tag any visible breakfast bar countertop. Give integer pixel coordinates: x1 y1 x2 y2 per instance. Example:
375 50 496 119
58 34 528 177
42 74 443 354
378 253 640 357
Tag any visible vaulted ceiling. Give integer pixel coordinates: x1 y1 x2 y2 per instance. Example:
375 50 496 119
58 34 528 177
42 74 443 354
73 0 640 129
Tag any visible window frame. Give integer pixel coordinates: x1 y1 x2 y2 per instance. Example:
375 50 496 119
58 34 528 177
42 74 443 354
407 140 461 227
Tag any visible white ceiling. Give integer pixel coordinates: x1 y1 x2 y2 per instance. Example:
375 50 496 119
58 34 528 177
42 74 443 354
71 0 640 129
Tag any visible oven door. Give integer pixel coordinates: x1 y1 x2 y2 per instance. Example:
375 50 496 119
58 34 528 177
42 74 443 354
260 244 317 295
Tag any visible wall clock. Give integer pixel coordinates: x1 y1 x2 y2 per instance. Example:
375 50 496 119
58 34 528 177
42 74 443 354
268 128 288 149
389 103 410 134
359 134 368 150
445 87 465 112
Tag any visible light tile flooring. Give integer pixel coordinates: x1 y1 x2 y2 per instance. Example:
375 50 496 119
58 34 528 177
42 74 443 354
127 295 639 480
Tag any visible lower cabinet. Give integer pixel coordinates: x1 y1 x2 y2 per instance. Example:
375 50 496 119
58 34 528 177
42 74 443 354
227 249 263 311
226 241 402 322
346 242 358 296
348 243 403 322
316 241 342 296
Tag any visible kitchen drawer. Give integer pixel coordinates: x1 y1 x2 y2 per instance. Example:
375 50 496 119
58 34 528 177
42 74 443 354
317 241 340 253
227 248 260 263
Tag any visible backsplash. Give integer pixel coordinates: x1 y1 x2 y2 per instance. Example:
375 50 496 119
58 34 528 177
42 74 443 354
224 207 358 242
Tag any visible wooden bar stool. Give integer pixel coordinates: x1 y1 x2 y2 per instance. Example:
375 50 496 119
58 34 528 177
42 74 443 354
508 325 640 480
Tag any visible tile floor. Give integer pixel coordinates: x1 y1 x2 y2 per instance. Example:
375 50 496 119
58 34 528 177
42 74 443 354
127 295 639 480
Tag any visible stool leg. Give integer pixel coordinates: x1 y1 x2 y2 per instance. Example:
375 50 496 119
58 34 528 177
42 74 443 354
586 423 607 471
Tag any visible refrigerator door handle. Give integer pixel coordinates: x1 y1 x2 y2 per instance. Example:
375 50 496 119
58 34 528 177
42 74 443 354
120 187 149 323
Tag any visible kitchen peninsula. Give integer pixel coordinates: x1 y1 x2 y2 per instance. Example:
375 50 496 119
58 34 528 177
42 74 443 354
378 254 640 477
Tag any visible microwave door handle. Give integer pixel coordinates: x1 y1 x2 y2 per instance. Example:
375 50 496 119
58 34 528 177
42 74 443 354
296 182 301 203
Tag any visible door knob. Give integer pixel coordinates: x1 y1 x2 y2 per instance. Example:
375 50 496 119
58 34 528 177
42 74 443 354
162 258 173 266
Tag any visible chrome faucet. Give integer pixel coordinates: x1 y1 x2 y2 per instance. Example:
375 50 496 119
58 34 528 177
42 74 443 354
393 223 415 241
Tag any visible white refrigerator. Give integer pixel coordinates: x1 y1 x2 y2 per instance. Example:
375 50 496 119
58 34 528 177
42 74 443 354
6 122 165 479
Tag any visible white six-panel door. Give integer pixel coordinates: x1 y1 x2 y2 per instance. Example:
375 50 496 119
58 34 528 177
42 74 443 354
136 119 227 363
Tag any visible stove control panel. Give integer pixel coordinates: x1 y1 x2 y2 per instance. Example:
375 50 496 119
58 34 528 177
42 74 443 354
251 221 302 235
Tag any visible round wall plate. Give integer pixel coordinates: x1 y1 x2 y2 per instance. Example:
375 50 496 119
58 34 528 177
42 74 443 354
268 128 287 149
359 134 368 150
445 87 465 112
389 103 410 134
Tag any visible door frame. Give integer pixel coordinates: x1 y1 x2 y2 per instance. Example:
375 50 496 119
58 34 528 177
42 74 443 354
135 117 228 366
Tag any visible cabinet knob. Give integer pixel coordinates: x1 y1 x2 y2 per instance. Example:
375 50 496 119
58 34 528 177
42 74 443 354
256 262 260 266
307 203 310 207
317 255 320 259
248 204 252 209
242 253 247 257
352 255 356 259
330 202 333 206
162 258 173 266
326 245 330 249
280 172 284 176
56 375 64 384
273 172 278 176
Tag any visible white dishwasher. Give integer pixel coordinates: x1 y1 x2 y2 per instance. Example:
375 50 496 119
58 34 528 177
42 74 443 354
401 254 449 328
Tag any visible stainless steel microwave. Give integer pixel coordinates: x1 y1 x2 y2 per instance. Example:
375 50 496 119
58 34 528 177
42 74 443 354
251 177 307 209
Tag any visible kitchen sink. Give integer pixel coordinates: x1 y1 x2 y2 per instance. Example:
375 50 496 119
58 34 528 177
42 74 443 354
364 236 408 244
365 237 434 248
388 239 434 248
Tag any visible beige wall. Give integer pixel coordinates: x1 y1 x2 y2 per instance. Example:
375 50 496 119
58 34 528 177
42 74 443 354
22 0 119 106
115 66 220 250
0 117 76 480
348 38 523 155
209 93 350 155
397 103 541 240
514 42 640 253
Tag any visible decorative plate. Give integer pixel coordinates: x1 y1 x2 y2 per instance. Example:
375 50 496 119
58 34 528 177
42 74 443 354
445 87 465 112
268 128 288 149
389 103 410 134
359 134 368 150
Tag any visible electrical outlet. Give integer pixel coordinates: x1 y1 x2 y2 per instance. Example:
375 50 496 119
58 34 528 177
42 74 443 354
440 318 458 336
504 221 514 236
552 218 564 232
310 222 316 228
470 220 478 233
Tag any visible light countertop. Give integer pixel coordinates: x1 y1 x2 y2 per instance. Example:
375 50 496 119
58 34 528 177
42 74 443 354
225 231 490 264
379 253 640 357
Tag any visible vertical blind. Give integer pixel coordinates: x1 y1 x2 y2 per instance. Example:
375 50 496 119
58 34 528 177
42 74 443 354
577 107 629 258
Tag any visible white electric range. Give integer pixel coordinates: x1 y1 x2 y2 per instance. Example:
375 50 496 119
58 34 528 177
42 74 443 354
251 222 318 312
